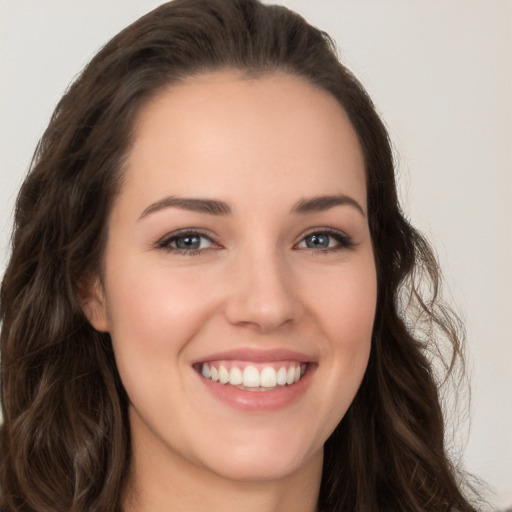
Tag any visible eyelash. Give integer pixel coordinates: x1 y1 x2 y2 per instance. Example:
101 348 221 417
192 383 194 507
156 228 354 256
156 229 219 256
295 228 355 254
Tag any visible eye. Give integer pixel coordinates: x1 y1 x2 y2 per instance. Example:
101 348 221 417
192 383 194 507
295 229 354 252
157 230 219 254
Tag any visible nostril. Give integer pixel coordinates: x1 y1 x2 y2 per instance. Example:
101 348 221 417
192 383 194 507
222 261 302 332
224 296 300 333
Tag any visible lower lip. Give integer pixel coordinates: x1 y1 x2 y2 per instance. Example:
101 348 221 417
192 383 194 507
198 366 315 412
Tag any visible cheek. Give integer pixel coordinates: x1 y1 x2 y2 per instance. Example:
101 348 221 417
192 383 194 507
297 260 376 443
103 258 219 359
307 260 377 343
102 260 223 420
304 256 376 394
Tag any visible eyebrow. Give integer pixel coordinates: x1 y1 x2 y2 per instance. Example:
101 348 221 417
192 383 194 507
292 194 366 217
139 196 232 220
138 193 365 220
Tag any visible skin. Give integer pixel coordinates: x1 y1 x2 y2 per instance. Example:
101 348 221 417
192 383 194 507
83 71 377 512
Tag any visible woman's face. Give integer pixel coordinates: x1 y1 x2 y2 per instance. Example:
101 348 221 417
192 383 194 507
84 72 377 484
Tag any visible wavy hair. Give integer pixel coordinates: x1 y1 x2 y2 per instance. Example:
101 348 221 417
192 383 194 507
1 0 478 510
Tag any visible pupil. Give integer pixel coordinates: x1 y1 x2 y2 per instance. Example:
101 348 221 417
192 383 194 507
177 236 200 250
307 234 329 248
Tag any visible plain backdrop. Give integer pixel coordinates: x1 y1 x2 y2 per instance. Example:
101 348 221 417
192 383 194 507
0 0 511 508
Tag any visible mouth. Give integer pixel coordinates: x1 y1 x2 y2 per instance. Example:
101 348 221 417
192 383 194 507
194 360 309 391
192 348 316 411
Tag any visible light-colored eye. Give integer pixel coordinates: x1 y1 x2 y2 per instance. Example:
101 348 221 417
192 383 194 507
296 230 353 251
171 234 211 250
158 231 218 253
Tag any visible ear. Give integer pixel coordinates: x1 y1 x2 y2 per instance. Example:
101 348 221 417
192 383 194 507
78 276 110 332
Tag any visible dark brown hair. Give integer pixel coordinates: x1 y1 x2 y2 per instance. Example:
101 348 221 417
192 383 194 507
1 1 479 510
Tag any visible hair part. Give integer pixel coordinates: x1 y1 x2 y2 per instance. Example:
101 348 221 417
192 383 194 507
1 1 479 510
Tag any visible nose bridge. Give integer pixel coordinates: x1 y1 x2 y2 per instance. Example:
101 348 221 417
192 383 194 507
224 238 301 332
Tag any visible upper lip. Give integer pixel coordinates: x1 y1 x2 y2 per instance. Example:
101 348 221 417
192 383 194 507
193 348 315 364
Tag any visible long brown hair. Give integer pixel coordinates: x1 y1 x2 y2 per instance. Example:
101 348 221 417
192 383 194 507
1 1 479 510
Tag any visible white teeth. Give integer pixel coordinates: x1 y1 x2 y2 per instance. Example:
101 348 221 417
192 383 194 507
243 365 260 387
201 363 211 379
277 366 288 385
218 365 229 384
200 362 306 388
229 366 243 385
260 367 277 388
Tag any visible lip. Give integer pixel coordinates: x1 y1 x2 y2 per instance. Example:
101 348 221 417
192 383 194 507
193 348 317 412
192 347 316 365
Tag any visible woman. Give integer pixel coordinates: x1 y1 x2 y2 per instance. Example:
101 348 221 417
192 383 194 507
0 0 481 510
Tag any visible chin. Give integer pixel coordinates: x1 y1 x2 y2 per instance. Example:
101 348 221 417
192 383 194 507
193 429 324 483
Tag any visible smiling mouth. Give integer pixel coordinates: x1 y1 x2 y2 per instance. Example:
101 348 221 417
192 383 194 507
195 361 308 391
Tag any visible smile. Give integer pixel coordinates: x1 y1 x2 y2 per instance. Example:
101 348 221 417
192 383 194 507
199 361 307 390
193 349 315 411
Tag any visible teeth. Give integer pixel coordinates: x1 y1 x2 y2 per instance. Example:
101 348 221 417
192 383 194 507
276 366 287 385
201 363 211 379
200 362 306 389
243 365 260 387
229 367 243 385
218 365 229 384
260 367 277 388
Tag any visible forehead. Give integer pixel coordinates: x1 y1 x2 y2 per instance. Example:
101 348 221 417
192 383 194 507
121 71 366 214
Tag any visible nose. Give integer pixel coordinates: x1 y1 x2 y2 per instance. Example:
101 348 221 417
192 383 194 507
224 248 303 333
